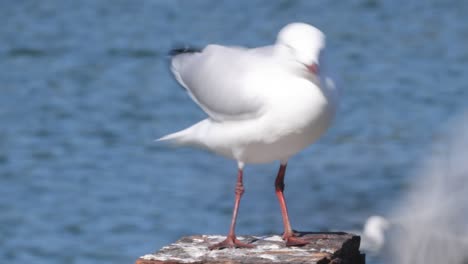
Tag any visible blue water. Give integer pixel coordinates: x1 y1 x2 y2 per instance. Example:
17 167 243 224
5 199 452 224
1 1 467 263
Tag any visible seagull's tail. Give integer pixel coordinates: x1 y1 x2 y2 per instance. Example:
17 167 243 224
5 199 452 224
156 130 187 145
156 120 208 147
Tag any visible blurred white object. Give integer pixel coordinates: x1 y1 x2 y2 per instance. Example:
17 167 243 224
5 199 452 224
360 115 468 263
387 115 468 264
159 23 339 249
359 215 390 255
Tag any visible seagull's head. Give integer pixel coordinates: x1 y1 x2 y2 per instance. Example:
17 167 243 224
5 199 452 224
276 23 326 76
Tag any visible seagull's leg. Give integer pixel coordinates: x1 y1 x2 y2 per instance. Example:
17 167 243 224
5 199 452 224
209 166 254 250
275 163 309 247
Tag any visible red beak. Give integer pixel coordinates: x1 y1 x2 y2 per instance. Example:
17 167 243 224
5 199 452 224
307 63 319 75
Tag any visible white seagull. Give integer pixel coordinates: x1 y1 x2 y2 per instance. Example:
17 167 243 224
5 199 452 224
158 22 339 249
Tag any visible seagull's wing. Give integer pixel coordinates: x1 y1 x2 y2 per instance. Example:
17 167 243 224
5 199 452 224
170 44 272 121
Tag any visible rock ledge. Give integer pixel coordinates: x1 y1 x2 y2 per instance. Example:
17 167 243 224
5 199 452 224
136 232 365 264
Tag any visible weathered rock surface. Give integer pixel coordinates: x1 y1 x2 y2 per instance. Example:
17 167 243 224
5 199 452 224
136 232 365 264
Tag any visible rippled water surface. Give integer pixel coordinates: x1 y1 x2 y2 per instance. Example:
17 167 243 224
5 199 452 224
1 1 467 263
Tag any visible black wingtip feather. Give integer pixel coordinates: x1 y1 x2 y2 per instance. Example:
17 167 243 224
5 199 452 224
169 47 201 56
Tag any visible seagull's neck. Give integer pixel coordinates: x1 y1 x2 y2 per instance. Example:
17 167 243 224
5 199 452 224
273 43 292 59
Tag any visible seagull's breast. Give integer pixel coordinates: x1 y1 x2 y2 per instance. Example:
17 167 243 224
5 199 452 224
232 75 338 163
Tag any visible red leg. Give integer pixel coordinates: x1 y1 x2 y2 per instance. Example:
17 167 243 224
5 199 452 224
275 163 309 247
209 168 254 250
